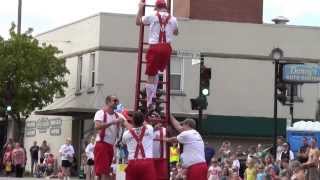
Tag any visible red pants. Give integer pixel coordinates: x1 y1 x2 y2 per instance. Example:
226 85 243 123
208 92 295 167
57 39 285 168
125 159 156 180
154 158 168 180
94 142 114 176
186 162 208 180
145 43 172 76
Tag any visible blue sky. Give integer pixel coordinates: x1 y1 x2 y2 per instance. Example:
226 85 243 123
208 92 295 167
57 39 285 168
0 0 320 39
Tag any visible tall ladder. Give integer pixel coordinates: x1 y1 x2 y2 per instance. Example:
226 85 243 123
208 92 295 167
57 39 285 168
134 0 171 125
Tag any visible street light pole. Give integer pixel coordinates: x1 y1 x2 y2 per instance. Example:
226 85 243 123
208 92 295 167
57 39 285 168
17 0 22 34
271 47 283 159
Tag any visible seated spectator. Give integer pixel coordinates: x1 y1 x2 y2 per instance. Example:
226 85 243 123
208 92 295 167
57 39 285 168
34 157 46 178
45 153 55 176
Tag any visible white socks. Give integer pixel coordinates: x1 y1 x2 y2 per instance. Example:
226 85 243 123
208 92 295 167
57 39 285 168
146 74 160 108
146 83 155 107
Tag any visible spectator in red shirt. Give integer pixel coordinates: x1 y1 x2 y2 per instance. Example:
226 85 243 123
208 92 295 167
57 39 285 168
12 142 26 177
2 144 13 176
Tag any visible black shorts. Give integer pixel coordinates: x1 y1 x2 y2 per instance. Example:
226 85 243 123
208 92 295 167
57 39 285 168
61 160 71 168
87 159 94 166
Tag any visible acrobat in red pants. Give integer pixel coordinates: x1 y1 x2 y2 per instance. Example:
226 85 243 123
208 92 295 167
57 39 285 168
125 126 156 180
145 12 173 108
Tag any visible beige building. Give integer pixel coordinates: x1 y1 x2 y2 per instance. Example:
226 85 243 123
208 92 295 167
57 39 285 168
23 13 320 171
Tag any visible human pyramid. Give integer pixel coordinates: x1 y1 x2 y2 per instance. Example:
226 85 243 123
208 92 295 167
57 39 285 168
92 1 208 180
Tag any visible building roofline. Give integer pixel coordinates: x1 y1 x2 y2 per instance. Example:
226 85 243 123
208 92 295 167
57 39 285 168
36 12 320 38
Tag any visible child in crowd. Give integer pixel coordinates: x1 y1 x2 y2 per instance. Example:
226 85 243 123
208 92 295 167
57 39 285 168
208 158 222 180
256 164 266 180
244 159 257 180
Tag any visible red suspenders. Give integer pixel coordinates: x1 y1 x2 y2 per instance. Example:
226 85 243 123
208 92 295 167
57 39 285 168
156 12 171 43
99 111 119 143
129 126 147 159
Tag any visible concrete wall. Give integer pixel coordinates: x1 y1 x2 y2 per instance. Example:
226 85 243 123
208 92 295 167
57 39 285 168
24 115 73 172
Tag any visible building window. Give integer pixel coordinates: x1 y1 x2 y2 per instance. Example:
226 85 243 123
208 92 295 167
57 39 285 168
89 53 95 88
77 56 83 91
170 56 183 91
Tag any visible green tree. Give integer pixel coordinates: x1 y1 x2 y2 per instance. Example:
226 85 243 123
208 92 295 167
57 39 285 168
0 24 69 140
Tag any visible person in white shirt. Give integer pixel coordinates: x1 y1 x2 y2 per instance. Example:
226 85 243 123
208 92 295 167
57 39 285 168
122 111 156 180
166 115 208 180
136 0 179 110
85 136 95 180
153 122 167 180
59 137 75 180
93 95 123 180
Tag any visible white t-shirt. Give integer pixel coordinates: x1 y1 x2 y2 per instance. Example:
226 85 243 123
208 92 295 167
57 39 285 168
232 159 240 174
122 125 154 160
85 143 95 160
142 11 178 44
153 127 167 158
177 129 205 168
208 166 222 180
94 110 121 145
59 144 75 161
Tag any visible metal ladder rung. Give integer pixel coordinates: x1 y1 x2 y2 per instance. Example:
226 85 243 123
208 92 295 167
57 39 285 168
145 4 156 7
138 98 168 104
140 80 167 84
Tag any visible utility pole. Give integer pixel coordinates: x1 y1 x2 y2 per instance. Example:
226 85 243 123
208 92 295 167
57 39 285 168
17 0 22 34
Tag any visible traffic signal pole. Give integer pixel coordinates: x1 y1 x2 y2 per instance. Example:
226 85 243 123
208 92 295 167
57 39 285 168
198 55 205 132
273 60 279 159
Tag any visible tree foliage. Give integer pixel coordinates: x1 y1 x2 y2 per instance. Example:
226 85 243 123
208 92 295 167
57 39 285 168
0 24 69 118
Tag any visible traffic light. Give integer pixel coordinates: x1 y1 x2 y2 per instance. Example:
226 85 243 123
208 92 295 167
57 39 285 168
276 81 288 105
4 80 14 112
190 96 208 110
6 105 12 112
200 64 211 96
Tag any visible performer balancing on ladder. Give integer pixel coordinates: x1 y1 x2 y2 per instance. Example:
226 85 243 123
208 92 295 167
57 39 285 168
136 0 179 111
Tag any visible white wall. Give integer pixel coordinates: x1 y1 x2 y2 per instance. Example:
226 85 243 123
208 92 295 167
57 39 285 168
99 13 320 60
24 115 73 172
36 14 101 56
36 13 320 121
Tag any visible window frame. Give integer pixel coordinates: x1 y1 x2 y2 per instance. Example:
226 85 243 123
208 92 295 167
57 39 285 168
76 55 83 92
89 53 96 88
170 55 184 93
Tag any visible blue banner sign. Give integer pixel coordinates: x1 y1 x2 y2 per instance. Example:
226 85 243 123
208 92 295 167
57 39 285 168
282 64 320 83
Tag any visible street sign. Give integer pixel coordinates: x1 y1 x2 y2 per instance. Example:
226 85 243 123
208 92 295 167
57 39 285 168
282 64 320 83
